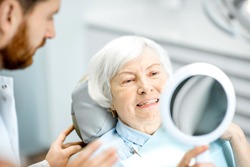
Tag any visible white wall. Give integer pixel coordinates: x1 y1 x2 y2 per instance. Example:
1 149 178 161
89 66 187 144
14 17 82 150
44 0 88 143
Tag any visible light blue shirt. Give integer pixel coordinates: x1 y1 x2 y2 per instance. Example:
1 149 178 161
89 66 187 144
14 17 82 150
97 119 236 167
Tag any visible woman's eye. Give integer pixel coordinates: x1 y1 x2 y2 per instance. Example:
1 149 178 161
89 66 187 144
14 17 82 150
150 71 159 76
122 79 133 84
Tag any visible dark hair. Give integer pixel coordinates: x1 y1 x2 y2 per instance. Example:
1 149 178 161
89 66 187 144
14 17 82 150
18 0 48 13
0 0 47 13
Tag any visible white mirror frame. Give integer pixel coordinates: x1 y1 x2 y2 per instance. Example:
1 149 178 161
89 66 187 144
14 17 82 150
160 62 236 146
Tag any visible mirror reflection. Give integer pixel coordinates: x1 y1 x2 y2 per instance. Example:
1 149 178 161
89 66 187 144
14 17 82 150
170 75 227 136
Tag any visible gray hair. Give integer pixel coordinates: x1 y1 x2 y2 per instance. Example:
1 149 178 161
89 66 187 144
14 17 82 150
88 36 173 108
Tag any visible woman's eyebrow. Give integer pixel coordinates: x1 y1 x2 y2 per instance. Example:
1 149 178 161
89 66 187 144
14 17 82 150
146 63 161 70
117 63 161 76
117 71 134 77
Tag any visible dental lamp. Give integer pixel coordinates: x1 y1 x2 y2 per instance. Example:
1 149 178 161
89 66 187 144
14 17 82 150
203 0 250 42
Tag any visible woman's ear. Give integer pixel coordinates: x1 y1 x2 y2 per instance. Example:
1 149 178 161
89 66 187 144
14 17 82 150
109 105 117 118
0 0 23 44
110 104 115 111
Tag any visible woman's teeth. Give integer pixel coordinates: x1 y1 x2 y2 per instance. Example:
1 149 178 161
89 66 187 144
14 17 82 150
137 99 159 106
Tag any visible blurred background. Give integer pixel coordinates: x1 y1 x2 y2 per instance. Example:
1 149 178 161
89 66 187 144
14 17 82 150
0 0 250 165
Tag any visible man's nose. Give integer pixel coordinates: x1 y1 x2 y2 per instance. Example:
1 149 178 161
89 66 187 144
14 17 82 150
45 22 55 39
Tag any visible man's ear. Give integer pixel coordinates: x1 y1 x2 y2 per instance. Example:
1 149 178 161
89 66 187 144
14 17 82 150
0 0 23 43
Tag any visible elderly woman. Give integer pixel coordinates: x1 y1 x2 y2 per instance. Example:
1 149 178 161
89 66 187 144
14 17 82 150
86 36 249 166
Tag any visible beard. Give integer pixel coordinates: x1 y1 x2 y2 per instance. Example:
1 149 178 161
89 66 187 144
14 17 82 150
0 20 46 70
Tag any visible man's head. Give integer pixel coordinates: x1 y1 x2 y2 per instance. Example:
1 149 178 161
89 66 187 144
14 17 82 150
0 0 60 69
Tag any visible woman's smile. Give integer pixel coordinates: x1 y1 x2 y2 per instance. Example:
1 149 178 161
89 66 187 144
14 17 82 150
136 98 160 108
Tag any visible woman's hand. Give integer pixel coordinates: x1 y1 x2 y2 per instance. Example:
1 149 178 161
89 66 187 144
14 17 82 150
45 125 84 167
220 122 249 142
221 122 250 167
220 122 242 141
177 146 215 167
0 159 15 167
67 140 118 167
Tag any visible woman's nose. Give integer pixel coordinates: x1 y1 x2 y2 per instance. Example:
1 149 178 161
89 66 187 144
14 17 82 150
137 80 153 95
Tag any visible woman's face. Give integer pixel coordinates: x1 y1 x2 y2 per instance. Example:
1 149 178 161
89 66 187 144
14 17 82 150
110 47 169 134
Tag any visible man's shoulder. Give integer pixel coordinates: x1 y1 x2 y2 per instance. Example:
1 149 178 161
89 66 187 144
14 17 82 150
0 75 13 80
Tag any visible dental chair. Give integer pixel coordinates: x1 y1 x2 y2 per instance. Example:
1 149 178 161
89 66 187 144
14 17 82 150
71 77 117 143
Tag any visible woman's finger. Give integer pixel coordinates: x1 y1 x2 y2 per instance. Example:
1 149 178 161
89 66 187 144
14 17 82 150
193 163 215 167
178 145 208 167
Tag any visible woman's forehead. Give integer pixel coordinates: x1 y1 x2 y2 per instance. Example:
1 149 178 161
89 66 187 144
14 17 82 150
117 55 161 75
123 48 160 66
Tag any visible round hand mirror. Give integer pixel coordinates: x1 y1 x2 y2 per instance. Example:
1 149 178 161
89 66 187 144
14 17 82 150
160 62 236 162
